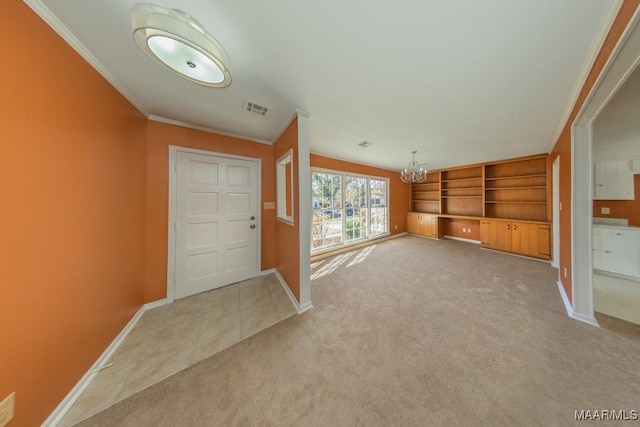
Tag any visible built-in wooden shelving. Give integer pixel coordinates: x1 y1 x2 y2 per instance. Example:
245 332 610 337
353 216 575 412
411 172 440 214
410 154 549 222
439 166 483 217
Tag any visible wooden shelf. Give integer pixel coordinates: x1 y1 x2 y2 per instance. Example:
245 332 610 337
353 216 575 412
485 186 546 191
411 154 549 222
441 177 482 183
485 174 546 181
485 201 546 204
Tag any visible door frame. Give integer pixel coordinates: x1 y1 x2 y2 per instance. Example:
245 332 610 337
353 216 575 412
552 156 560 269
167 145 262 303
571 8 640 325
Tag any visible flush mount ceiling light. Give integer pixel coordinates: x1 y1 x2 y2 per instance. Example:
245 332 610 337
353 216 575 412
131 3 231 87
400 151 428 183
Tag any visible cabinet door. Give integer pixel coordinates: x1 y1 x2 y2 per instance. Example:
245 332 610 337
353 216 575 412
592 229 602 270
425 215 438 237
495 222 512 252
481 220 496 248
482 221 513 252
615 161 635 200
407 214 419 234
512 223 532 256
537 225 550 259
417 215 427 236
594 161 634 200
601 230 640 276
594 162 606 199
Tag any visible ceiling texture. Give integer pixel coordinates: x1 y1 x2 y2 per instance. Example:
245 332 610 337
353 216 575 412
26 0 620 171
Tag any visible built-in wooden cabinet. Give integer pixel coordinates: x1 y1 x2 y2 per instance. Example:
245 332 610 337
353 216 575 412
409 154 551 260
406 213 441 239
441 166 483 217
484 156 548 222
480 219 550 260
411 172 440 213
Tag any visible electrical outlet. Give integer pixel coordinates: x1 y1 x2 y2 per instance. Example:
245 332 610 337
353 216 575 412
0 392 15 427
563 267 568 278
601 207 610 214
395 225 397 230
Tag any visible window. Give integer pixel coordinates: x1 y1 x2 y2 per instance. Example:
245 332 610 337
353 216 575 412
277 150 294 224
312 170 389 252
370 178 388 236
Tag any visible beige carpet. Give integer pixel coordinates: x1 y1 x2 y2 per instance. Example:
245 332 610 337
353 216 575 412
78 236 640 426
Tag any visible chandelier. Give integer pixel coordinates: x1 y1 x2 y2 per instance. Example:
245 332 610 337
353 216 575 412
400 151 427 183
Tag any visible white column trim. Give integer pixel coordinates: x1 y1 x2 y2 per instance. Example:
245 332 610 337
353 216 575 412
568 8 640 324
296 110 313 313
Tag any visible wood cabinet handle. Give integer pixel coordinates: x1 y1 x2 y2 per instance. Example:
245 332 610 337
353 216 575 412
513 225 518 231
507 224 511 230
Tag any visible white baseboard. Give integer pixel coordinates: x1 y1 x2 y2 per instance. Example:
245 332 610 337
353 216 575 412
593 268 640 283
571 311 600 327
272 269 313 314
311 233 406 262
298 301 314 314
557 279 573 317
443 235 481 244
43 298 168 426
480 246 550 263
556 280 599 327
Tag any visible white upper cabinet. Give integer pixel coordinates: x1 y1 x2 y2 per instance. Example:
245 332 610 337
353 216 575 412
593 160 635 200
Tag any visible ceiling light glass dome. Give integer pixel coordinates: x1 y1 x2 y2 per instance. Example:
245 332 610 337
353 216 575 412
131 3 231 88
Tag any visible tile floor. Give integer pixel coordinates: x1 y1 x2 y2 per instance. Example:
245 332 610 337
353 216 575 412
59 273 296 426
594 272 640 325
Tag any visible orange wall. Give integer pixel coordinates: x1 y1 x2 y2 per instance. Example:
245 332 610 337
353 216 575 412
442 218 481 241
593 174 640 226
310 154 411 234
274 119 301 300
0 2 148 425
550 0 640 301
144 121 277 302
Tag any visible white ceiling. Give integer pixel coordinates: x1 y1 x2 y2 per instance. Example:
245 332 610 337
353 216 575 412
27 0 620 171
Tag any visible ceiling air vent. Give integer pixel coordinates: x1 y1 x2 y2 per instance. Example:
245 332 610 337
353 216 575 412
243 100 269 116
358 141 373 148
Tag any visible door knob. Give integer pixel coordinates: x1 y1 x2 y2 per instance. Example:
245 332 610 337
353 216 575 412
250 224 256 229
251 216 256 220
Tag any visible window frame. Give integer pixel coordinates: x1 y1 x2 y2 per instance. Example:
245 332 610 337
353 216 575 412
276 149 294 225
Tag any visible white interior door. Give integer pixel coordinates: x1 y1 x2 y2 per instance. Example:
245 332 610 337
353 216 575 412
175 151 259 299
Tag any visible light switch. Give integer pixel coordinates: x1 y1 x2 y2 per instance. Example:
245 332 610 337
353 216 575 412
264 202 275 210
601 207 610 215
